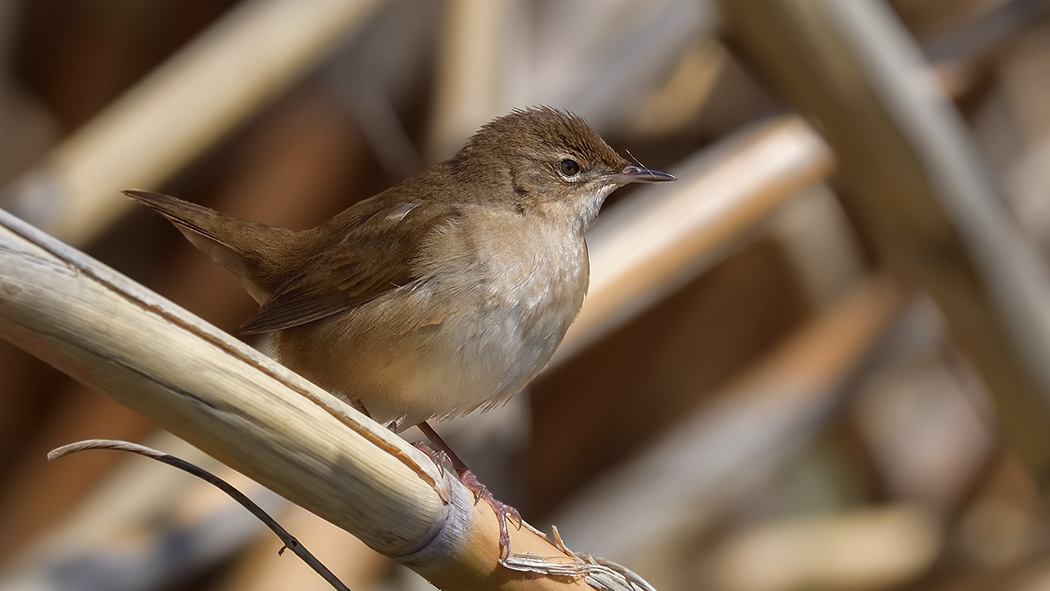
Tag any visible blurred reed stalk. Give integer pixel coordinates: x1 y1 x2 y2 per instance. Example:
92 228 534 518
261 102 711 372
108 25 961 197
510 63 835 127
718 0 1050 494
0 0 386 247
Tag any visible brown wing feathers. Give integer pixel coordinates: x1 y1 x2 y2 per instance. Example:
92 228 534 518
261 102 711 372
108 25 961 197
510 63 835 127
124 190 297 304
125 189 459 335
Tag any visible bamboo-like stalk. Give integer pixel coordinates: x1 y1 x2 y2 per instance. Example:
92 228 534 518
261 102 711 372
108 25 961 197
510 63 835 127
0 207 624 590
0 0 386 248
717 0 1050 488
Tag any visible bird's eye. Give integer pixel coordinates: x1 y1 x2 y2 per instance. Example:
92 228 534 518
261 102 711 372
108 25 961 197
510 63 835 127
559 158 581 177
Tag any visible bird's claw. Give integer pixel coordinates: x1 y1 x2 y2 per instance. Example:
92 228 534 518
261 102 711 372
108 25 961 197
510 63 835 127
413 441 521 560
457 467 521 560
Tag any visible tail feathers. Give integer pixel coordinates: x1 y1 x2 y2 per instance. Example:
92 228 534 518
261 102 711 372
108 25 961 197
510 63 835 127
125 189 296 302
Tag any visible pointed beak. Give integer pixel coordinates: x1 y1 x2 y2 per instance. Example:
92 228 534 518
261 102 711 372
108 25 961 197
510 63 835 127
607 163 677 184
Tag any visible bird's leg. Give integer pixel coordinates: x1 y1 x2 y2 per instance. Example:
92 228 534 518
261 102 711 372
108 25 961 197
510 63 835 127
414 421 522 560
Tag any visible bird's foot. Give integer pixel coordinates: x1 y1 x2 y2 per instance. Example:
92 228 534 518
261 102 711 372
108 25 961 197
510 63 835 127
458 466 522 560
413 440 455 474
412 441 521 560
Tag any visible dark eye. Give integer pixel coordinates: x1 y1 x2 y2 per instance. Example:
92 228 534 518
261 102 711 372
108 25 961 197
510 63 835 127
559 158 581 177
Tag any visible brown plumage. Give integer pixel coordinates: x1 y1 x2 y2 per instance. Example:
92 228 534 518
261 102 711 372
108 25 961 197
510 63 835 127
127 106 675 429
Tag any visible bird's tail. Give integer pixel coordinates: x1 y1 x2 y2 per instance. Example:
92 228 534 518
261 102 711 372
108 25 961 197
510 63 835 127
124 189 296 303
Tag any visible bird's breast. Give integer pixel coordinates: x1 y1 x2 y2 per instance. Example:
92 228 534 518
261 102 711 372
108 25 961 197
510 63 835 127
450 211 589 330
411 211 590 397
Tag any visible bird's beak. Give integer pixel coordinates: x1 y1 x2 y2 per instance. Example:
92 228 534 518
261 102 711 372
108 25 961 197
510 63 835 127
607 163 677 184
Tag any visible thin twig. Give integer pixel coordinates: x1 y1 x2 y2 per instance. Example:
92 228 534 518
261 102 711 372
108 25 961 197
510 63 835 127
48 439 352 591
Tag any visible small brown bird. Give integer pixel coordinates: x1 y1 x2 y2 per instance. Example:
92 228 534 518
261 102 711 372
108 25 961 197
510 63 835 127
127 106 674 555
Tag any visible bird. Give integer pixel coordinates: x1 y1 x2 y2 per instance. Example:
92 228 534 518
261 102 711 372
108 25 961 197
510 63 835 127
126 106 675 557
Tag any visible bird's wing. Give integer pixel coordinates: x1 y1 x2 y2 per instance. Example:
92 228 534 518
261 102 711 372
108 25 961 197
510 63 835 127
237 201 461 334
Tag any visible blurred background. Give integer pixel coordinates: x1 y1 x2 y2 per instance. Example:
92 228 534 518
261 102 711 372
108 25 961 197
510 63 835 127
1 0 1050 589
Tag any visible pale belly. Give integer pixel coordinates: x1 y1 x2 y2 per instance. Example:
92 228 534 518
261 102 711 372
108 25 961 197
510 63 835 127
272 244 587 429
